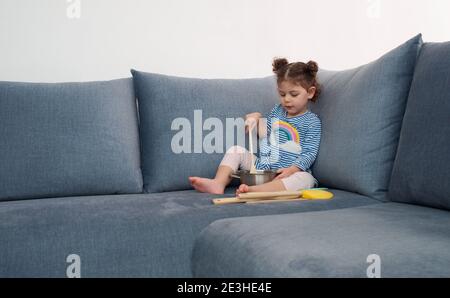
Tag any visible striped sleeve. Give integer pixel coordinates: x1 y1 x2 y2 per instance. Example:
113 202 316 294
265 104 281 140
293 117 322 171
255 105 279 170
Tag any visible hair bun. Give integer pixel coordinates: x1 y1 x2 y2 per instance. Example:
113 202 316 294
272 58 289 73
306 60 319 74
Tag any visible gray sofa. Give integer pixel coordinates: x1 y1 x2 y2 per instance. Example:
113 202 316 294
0 35 449 277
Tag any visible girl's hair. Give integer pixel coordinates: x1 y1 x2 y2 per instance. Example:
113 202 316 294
272 58 321 102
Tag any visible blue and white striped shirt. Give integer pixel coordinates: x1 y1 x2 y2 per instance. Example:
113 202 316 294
255 104 322 173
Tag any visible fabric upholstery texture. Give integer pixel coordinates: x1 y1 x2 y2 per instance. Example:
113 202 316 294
0 188 378 277
192 203 450 277
0 78 143 201
388 42 450 210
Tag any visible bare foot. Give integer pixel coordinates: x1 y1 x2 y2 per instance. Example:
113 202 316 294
236 184 250 196
189 177 225 194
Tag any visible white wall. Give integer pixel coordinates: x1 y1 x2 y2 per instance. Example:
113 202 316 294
0 0 449 82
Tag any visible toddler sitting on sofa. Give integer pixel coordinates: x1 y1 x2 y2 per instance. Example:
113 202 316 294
189 58 322 196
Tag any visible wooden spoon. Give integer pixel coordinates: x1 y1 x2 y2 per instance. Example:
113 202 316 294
248 125 257 174
212 195 300 205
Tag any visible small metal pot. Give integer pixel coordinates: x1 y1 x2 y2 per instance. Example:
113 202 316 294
230 170 278 186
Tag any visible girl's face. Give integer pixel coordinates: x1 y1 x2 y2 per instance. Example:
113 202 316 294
278 80 316 117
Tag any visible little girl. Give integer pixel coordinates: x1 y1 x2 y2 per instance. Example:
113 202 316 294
189 58 322 195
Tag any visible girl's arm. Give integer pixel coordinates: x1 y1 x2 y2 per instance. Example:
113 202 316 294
245 112 266 138
245 105 278 139
257 104 279 139
257 117 267 138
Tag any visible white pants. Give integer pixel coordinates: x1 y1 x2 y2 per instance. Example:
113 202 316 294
220 145 316 191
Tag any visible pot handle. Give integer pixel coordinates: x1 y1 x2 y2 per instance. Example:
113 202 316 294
230 174 240 179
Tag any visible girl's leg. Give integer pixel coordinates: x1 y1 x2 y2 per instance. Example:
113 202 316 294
188 165 233 194
236 179 286 195
280 171 316 191
189 145 254 194
237 171 315 195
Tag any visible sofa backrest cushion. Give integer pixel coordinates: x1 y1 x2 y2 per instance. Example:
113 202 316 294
131 70 279 193
0 79 143 201
388 42 450 210
309 34 423 201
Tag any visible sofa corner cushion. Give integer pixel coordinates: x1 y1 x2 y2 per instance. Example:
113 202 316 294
0 78 143 201
388 41 450 210
192 203 450 277
310 34 423 201
131 70 279 193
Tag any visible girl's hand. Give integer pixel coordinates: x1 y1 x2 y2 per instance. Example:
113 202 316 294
274 166 301 180
245 112 262 133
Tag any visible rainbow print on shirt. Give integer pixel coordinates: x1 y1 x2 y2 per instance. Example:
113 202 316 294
269 120 302 154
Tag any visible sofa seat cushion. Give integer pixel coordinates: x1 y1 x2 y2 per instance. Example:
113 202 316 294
192 203 450 277
0 188 378 277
